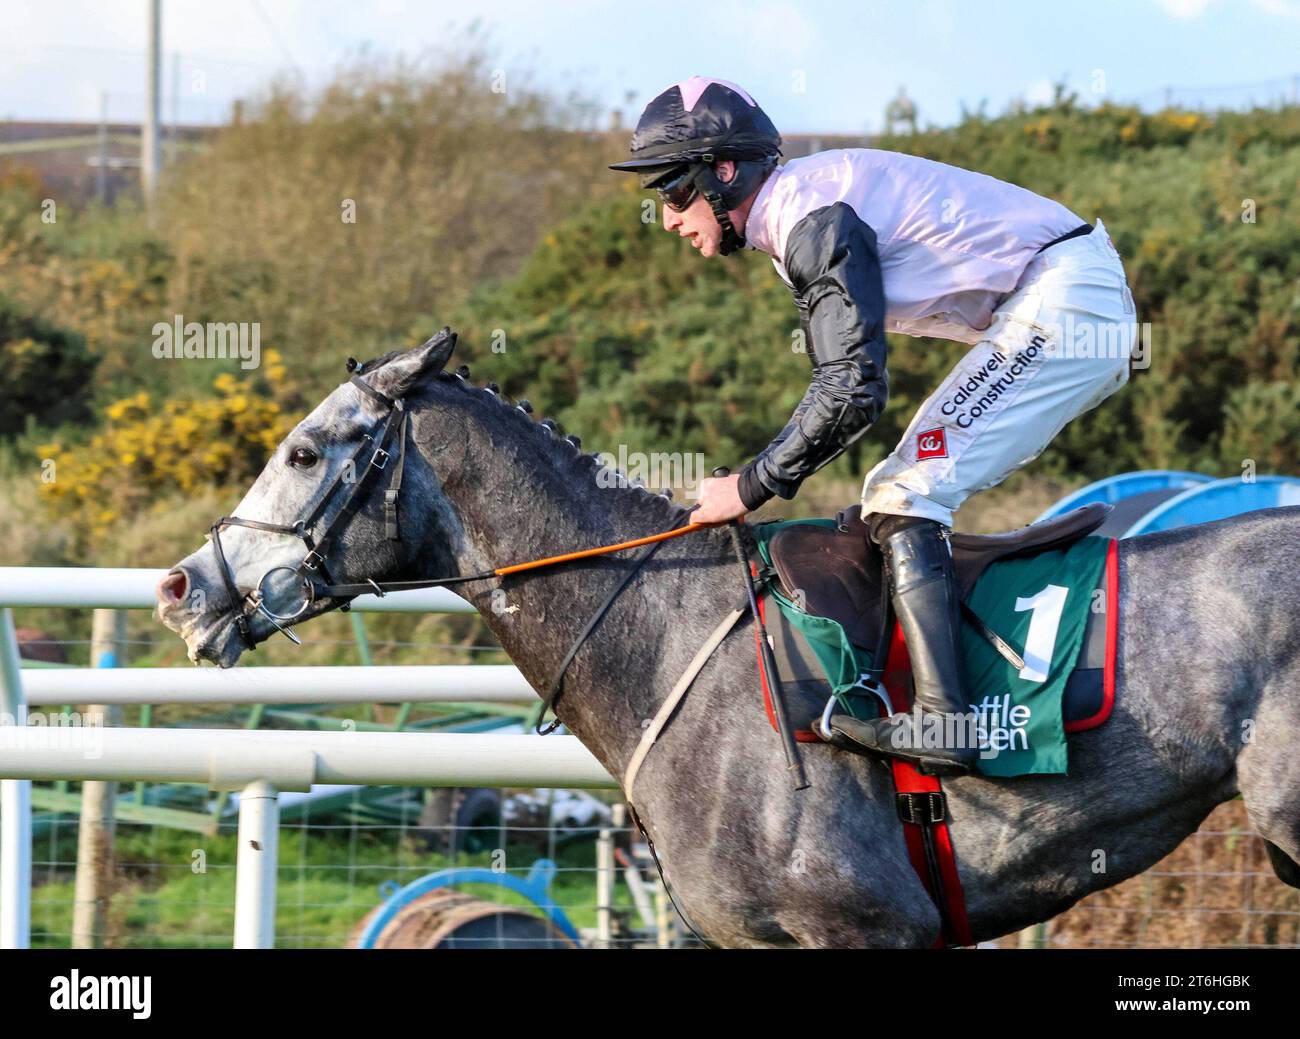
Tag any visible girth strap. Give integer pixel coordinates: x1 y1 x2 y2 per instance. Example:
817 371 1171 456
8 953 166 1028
897 789 948 826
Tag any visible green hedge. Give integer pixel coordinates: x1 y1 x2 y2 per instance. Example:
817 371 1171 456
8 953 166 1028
0 294 97 436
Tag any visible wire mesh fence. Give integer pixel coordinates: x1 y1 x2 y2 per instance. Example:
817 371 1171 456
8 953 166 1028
17 782 1299 949
23 785 692 949
996 800 1300 949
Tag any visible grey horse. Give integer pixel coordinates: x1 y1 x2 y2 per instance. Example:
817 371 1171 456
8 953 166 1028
156 331 1300 948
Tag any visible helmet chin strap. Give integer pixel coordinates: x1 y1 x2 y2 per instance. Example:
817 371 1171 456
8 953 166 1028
694 158 775 256
693 166 745 256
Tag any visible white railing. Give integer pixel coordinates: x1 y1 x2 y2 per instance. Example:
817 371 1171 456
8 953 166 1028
0 727 613 789
0 567 614 950
21 665 532 705
0 566 475 612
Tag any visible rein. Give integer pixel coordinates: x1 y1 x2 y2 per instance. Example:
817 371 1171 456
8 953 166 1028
314 518 711 599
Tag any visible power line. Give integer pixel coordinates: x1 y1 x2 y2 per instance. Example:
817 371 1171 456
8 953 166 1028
0 45 279 72
247 0 302 76
1127 73 1298 97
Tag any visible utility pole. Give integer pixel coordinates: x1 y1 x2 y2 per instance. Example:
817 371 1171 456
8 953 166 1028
141 0 162 205
96 92 108 205
170 51 180 161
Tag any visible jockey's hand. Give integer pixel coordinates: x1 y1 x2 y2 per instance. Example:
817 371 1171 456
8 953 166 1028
694 473 748 525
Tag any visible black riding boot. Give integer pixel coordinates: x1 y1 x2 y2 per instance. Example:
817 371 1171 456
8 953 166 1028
821 514 978 776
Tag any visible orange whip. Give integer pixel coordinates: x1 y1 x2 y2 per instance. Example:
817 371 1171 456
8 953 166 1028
492 522 714 576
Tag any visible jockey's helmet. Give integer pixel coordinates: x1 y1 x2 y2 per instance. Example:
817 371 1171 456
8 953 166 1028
609 76 782 254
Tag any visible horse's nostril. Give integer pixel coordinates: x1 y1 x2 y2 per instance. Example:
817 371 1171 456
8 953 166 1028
158 569 188 604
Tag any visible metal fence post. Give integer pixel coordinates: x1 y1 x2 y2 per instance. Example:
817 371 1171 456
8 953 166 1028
0 608 31 949
1018 921 1048 948
233 780 279 949
596 809 614 949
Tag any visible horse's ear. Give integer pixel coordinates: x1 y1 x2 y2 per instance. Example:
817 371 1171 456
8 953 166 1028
416 327 458 376
370 328 457 400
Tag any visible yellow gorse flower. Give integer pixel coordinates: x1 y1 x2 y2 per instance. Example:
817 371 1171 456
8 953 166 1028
36 369 298 545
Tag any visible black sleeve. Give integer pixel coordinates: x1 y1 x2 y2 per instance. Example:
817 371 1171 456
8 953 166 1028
736 202 889 510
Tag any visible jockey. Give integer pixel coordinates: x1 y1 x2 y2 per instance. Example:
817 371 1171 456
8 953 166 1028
610 76 1135 775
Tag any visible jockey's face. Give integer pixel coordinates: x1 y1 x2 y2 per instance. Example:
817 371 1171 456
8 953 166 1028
661 160 739 259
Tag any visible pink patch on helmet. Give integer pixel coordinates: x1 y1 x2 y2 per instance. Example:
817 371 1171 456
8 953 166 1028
674 76 758 113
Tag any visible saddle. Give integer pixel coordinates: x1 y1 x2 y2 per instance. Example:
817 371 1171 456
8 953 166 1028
765 503 1112 651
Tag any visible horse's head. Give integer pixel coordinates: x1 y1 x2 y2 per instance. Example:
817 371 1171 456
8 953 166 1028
157 328 459 666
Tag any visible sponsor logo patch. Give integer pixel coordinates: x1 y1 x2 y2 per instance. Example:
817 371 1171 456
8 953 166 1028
916 427 948 460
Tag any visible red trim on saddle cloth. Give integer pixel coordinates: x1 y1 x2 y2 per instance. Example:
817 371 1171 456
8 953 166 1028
880 624 974 949
1064 537 1119 733
754 591 821 743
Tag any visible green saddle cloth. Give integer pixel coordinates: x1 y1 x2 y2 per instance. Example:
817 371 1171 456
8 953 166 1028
754 520 1111 777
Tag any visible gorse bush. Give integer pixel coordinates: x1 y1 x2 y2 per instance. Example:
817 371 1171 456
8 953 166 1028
0 168 169 398
7 68 1300 568
157 41 613 392
0 37 612 417
36 355 294 550
2 39 614 556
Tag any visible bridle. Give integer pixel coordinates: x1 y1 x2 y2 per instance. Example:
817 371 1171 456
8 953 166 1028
208 367 422 649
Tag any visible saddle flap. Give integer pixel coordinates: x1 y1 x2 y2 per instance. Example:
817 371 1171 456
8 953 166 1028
771 503 1110 647
766 524 883 651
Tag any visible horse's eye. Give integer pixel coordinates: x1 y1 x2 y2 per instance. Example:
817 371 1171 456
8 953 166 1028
289 447 318 468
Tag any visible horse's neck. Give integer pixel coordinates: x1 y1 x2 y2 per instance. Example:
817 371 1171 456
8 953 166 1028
408 397 701 771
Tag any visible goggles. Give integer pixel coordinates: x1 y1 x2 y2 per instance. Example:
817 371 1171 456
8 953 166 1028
655 165 702 212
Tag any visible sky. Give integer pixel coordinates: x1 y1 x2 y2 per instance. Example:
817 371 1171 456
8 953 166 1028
1 0 1298 131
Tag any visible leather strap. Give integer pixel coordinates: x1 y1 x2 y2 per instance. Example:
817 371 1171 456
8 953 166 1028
623 605 746 800
313 569 495 599
348 373 396 408
384 409 408 540
878 623 974 947
208 519 254 648
300 395 402 555
960 602 1026 672
534 511 695 734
